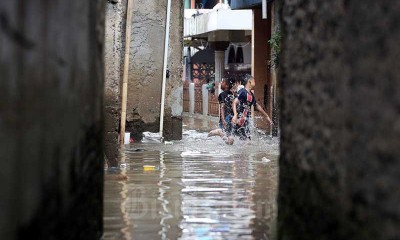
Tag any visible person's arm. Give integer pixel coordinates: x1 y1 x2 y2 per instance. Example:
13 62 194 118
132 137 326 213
256 104 272 126
231 98 239 124
220 102 226 127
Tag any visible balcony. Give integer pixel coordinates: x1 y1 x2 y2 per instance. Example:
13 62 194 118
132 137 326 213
184 9 252 39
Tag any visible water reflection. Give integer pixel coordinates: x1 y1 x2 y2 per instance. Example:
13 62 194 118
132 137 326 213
103 130 279 240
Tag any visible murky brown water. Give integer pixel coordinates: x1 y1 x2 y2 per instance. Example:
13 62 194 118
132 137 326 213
103 116 279 240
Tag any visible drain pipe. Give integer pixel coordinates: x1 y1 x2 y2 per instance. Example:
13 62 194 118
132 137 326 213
159 0 171 141
120 0 134 144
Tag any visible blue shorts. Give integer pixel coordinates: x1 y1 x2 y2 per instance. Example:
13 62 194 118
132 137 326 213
218 115 233 134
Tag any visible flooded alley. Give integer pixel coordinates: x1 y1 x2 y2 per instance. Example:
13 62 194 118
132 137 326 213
103 115 279 239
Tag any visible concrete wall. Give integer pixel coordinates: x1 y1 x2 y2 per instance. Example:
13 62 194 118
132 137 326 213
163 0 184 140
104 1 124 166
0 1 104 239
279 1 400 239
104 0 183 146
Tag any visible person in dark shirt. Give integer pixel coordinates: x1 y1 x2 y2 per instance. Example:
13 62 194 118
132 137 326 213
208 77 236 142
231 74 272 141
218 78 235 132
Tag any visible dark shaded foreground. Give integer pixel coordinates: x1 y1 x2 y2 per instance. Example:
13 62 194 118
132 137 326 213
279 1 400 239
0 1 104 239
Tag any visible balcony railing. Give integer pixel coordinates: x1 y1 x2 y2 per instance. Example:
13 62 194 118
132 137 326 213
184 9 252 38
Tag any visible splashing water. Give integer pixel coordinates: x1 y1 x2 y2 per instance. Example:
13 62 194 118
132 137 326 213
103 120 279 240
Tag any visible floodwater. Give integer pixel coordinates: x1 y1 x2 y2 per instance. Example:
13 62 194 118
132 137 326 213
103 115 279 240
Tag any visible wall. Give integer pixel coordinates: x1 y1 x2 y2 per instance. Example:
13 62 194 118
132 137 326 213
0 0 104 239
105 1 124 166
279 1 400 239
252 7 272 129
163 0 184 140
104 0 183 145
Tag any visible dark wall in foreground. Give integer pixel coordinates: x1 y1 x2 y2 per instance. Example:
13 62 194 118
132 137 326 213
279 1 400 239
0 1 104 239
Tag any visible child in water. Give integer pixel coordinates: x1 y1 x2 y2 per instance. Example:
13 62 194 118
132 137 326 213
208 77 237 143
230 74 272 141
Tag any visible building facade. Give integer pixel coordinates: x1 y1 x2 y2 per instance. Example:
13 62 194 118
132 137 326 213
183 0 276 132
104 0 183 164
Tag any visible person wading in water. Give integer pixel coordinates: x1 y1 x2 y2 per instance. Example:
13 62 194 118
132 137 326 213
230 74 272 142
208 77 237 144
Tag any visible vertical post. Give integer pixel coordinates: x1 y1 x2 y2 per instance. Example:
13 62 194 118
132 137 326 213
160 0 172 140
214 51 225 84
251 10 255 79
189 83 195 114
271 1 278 136
251 10 255 126
188 47 192 82
120 0 134 144
202 84 209 116
262 0 267 19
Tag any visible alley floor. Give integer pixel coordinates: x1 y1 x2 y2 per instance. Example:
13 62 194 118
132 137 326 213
102 113 279 240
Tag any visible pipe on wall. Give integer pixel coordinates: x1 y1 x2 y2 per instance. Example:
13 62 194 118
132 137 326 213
159 0 172 140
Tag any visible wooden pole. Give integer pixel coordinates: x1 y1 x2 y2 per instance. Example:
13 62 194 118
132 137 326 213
120 0 134 145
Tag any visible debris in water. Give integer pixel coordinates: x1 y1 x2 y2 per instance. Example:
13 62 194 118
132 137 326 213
142 131 162 143
143 165 156 171
261 157 271 163
133 148 145 152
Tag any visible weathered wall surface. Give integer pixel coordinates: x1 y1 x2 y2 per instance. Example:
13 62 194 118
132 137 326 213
104 0 183 144
164 0 183 140
104 1 124 166
0 0 104 239
279 1 400 240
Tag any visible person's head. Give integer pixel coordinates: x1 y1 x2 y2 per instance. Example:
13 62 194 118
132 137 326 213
220 78 228 91
236 77 244 92
226 77 235 90
242 74 255 89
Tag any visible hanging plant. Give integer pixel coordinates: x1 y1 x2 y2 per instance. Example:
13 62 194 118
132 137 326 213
268 27 281 69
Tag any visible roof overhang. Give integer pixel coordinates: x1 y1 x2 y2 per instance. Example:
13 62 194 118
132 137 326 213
184 9 252 39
